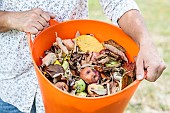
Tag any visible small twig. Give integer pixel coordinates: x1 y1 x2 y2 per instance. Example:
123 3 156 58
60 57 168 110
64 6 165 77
107 83 110 95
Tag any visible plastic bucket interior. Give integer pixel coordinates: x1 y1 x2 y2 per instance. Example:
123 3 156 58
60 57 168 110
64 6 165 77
27 19 140 113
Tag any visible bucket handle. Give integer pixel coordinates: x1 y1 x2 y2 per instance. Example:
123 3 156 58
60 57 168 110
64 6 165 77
26 19 59 52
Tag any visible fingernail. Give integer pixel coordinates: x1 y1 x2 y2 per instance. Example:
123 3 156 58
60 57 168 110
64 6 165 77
137 74 144 80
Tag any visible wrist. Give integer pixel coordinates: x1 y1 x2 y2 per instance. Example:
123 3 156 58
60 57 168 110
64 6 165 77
0 12 12 32
138 34 153 48
134 31 152 47
5 12 18 30
1 11 20 31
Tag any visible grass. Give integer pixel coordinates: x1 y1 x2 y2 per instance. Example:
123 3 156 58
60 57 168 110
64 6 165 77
88 0 170 36
88 0 170 113
136 0 170 36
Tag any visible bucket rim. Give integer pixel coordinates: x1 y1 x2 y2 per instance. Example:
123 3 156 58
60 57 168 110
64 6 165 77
36 19 122 36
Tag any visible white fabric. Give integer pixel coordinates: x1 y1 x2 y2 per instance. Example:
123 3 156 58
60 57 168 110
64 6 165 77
0 0 139 113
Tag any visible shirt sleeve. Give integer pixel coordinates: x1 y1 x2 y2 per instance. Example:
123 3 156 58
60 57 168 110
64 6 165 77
99 0 140 26
0 0 3 9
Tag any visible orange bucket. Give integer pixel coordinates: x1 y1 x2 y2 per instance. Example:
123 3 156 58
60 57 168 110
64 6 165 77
27 19 140 113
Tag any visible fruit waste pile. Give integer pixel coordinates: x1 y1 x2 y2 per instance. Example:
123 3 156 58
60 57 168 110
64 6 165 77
39 31 136 97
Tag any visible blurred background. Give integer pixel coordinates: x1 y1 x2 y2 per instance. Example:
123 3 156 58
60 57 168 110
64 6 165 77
89 0 170 113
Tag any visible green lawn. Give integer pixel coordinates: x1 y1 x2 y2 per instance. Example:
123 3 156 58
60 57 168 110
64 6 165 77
136 0 170 36
89 0 170 36
89 0 170 113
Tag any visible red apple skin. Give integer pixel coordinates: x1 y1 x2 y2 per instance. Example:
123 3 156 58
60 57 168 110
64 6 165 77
80 67 100 84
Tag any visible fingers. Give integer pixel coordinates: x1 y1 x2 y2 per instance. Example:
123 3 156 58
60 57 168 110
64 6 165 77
40 12 55 21
38 12 55 27
157 62 166 76
11 8 55 34
24 21 43 34
32 21 44 31
28 27 38 35
136 39 166 82
33 8 55 21
37 15 48 27
145 65 158 82
136 54 145 80
146 61 166 82
27 8 55 34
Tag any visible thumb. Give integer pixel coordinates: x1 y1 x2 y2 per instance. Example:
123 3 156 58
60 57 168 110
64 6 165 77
136 55 145 80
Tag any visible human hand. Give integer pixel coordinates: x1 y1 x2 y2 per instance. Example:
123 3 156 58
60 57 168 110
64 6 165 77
7 8 55 34
136 38 166 82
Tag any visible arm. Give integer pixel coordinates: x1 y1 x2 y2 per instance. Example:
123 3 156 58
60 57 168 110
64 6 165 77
0 11 10 32
0 8 55 34
118 10 148 46
118 10 166 82
99 0 166 82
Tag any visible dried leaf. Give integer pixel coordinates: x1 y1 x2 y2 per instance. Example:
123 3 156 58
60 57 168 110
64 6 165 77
103 44 128 62
75 31 81 38
88 84 107 96
105 61 121 68
42 53 57 66
45 64 65 78
56 37 69 54
109 82 119 94
96 54 110 64
121 72 133 90
113 72 122 81
55 82 69 92
62 60 69 70
91 88 107 96
107 83 110 95
62 39 74 50
122 62 136 78
104 39 126 53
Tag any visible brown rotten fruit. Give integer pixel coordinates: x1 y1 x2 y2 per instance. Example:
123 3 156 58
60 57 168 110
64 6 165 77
80 67 100 84
55 82 69 92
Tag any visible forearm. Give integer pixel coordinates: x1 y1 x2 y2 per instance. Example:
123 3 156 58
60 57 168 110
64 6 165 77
118 10 151 46
0 11 13 32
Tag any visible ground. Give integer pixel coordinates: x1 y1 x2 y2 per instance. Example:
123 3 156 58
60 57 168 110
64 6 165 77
89 0 170 113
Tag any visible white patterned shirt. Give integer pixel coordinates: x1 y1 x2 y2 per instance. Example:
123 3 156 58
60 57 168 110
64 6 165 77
0 0 139 113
